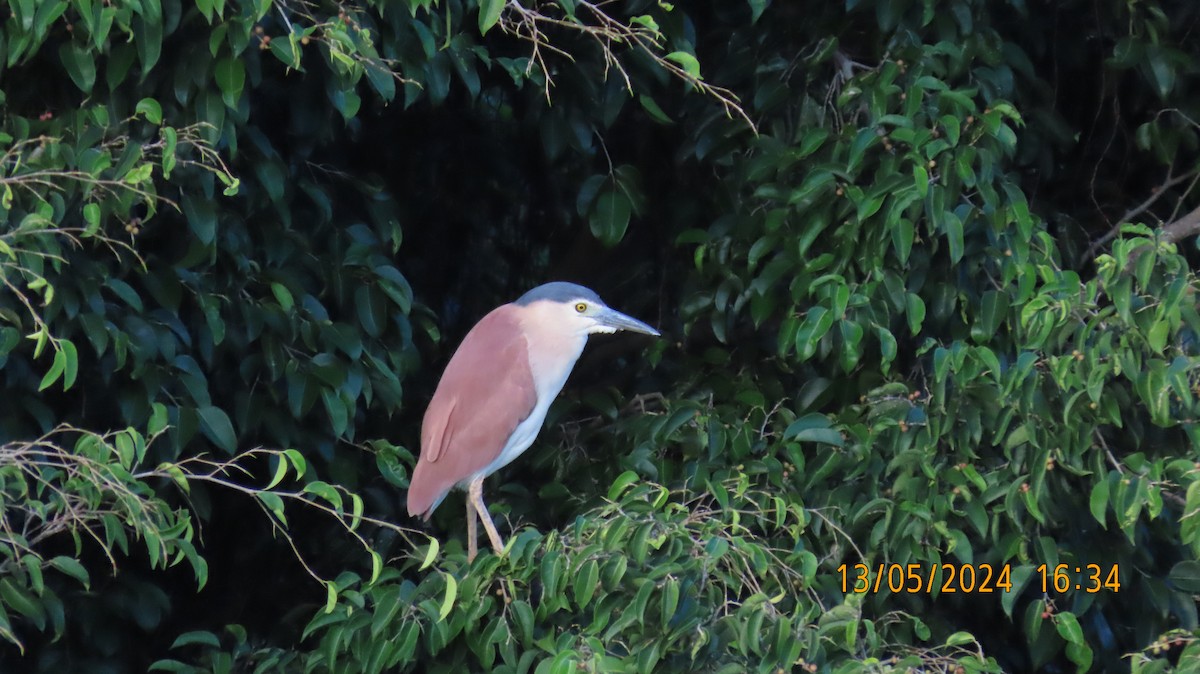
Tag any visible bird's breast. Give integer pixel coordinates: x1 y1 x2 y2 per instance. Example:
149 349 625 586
467 311 587 482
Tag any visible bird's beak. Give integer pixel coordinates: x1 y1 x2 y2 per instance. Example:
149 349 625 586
597 307 661 336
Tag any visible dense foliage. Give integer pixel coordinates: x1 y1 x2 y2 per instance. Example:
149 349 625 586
2 0 1200 672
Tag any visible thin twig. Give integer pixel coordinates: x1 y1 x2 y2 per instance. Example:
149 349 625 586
1085 164 1200 259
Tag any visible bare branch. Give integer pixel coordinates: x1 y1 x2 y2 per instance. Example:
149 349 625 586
498 0 756 133
1085 164 1200 260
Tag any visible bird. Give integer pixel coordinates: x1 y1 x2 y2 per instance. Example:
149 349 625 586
406 282 660 561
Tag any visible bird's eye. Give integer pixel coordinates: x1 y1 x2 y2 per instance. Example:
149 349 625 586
574 302 588 313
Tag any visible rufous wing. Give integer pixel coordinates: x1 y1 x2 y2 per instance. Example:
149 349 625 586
406 305 538 519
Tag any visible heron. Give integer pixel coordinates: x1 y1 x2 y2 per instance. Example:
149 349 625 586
406 282 660 561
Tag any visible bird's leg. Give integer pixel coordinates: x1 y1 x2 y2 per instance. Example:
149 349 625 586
466 492 479 562
468 477 505 556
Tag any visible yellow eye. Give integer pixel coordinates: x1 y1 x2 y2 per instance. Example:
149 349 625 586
575 302 588 313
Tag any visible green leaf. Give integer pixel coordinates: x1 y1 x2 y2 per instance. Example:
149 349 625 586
438 572 457 621
369 550 382 584
877 326 897 364
978 290 1009 337
302 481 344 510
149 403 169 436
123 163 154 184
1147 47 1176 99
269 34 302 69
1147 319 1168 353
639 95 673 124
283 449 306 478
783 414 844 446
944 211 964 263
906 293 925 335
1089 477 1109 527
589 189 632 247
349 493 364 531
747 0 769 22
271 283 295 312
1066 642 1093 672
913 163 929 198
373 266 413 313
48 556 90 590
161 126 178 178
324 581 337 613
83 203 102 235
478 0 504 35
38 348 66 391
664 51 701 79
0 579 44 627
105 278 143 312
61 339 78 389
1183 481 1200 555
944 631 976 647
365 59 396 102
1168 560 1200 593
170 631 221 649
794 306 834 360
574 559 599 609
115 432 135 468
257 492 286 525
134 9 163 75
1054 612 1084 645
136 97 163 125
1001 565 1034 619
608 471 640 500
265 456 288 490
420 536 440 571
214 56 246 108
58 40 96 92
197 405 237 453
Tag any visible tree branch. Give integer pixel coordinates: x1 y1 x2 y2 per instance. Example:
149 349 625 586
1085 164 1200 260
1157 203 1200 245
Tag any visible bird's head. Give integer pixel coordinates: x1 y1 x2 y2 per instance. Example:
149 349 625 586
515 282 660 338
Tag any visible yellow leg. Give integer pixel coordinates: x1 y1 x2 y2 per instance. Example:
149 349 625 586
468 477 505 556
466 492 478 562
